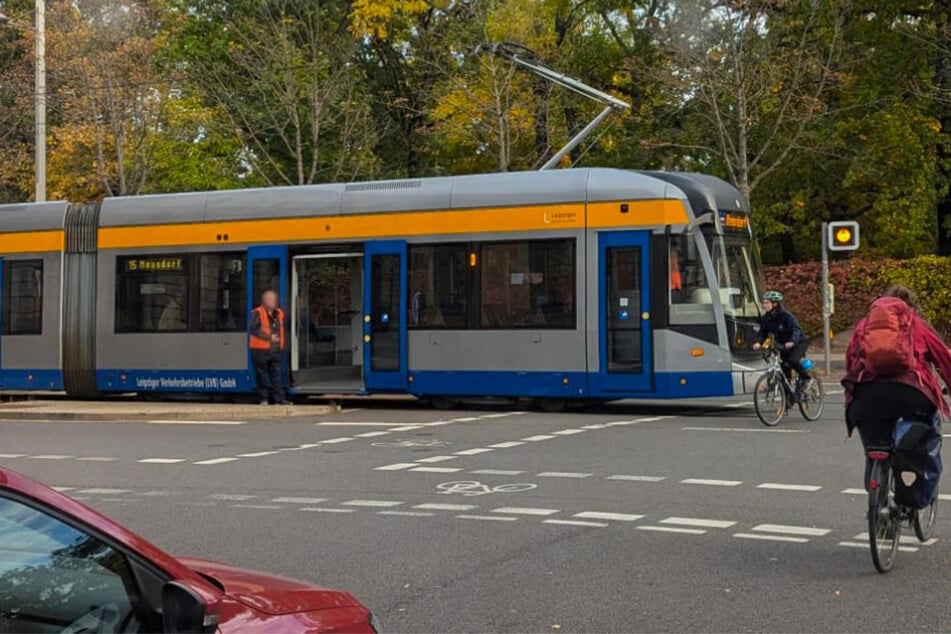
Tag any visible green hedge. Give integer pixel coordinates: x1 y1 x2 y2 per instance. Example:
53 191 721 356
763 256 951 341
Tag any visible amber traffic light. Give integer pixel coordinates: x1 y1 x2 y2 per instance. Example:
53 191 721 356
828 221 859 251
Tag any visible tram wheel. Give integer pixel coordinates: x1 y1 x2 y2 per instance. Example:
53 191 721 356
429 396 458 410
537 398 567 413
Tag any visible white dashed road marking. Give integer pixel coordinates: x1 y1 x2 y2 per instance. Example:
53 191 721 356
414 503 478 511
544 519 608 528
193 457 239 465
552 429 586 436
0 453 26 458
522 435 557 442
410 467 463 473
637 526 706 535
455 448 495 455
471 469 525 476
209 494 256 501
76 457 118 462
607 475 665 482
237 451 281 458
271 497 329 504
414 456 457 463
660 517 736 529
77 488 130 495
734 533 809 544
355 431 392 437
680 478 743 487
301 508 354 514
574 512 643 522
342 500 404 508
537 472 592 479
375 463 418 471
456 514 517 522
757 483 823 492
138 458 185 464
752 524 831 537
30 454 73 460
491 507 560 516
842 488 866 495
322 437 354 444
488 442 526 448
379 511 434 517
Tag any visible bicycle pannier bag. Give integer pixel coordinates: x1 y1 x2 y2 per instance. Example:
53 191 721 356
862 297 916 377
892 417 942 508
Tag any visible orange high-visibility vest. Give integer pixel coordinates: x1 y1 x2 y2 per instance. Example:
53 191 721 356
249 306 285 351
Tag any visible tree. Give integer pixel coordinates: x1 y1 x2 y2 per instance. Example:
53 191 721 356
180 0 381 186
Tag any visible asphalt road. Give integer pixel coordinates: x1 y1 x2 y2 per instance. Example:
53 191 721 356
3 385 949 633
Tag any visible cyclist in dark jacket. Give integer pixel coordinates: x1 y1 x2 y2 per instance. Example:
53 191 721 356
752 290 809 396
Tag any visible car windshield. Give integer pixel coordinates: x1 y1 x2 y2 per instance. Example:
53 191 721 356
705 233 763 319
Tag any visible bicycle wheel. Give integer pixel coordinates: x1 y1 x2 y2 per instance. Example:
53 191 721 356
868 462 900 573
753 373 785 426
798 374 825 421
914 486 938 542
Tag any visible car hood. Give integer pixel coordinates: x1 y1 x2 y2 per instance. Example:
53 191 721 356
177 556 361 616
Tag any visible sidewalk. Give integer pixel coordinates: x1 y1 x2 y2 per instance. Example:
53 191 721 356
0 398 337 422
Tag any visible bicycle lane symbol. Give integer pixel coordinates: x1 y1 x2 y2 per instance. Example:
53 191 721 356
436 481 537 496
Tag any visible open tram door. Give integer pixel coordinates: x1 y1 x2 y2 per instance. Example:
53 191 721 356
247 245 289 390
363 240 407 392
593 231 653 394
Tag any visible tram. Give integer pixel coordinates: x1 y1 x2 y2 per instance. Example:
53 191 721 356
0 167 765 406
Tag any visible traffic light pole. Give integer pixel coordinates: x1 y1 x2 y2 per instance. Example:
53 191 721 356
821 222 831 375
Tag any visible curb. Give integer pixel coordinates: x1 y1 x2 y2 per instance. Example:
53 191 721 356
0 405 336 422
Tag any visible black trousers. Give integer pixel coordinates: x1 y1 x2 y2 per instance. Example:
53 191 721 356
252 350 285 403
780 339 810 382
847 382 936 487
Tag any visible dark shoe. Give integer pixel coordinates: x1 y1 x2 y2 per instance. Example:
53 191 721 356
275 400 293 406
259 400 269 405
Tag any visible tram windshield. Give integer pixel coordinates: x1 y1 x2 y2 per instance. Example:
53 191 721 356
706 234 763 320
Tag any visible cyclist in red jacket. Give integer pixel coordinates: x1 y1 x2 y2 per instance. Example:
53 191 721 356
843 285 951 484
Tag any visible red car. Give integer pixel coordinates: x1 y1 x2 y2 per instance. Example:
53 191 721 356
0 466 380 633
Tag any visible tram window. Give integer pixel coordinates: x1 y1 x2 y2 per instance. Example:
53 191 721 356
668 237 715 325
198 253 246 332
479 239 575 329
1 259 43 335
115 255 189 333
408 244 468 329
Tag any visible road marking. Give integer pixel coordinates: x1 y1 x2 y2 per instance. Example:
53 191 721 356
492 507 560 516
455 514 518 522
544 519 608 528
757 483 823 492
138 458 185 464
414 503 478 511
581 424 608 430
410 466 463 473
355 431 392 437
537 472 592 479
574 512 643 522
193 457 239 465
852 533 938 546
75 457 118 462
29 454 73 460
51 486 75 492
298 443 323 449
138 491 175 497
271 497 328 504
237 451 281 458
378 510 434 517
488 441 526 448
471 469 525 476
389 425 424 431
636 526 706 535
681 426 808 434
837 541 920 553
232 504 281 510
455 448 495 455
522 435 557 441
77 488 131 495
734 533 809 543
209 494 256 501
0 453 26 458
607 475 665 482
318 422 406 426
342 500 404 508
752 524 831 537
480 413 513 419
374 463 418 471
842 488 866 495
939 494 951 502
300 507 354 514
660 517 736 529
148 420 245 425
322 437 354 444
604 420 636 427
414 456 457 463
552 429 586 436
680 478 742 487
637 416 671 423
451 417 482 422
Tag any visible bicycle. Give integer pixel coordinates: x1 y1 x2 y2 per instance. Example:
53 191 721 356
866 441 939 573
753 344 824 426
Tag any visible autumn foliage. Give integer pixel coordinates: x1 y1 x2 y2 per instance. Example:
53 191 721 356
764 257 951 342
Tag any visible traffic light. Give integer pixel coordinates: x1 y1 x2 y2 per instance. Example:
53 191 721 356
828 221 859 251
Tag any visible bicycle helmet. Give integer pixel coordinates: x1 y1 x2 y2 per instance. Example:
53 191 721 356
762 290 783 303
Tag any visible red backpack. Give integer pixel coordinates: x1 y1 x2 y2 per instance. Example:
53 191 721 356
861 297 917 377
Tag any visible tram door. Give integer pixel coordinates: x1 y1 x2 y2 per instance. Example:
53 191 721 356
247 245 288 387
597 231 653 393
363 240 407 392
